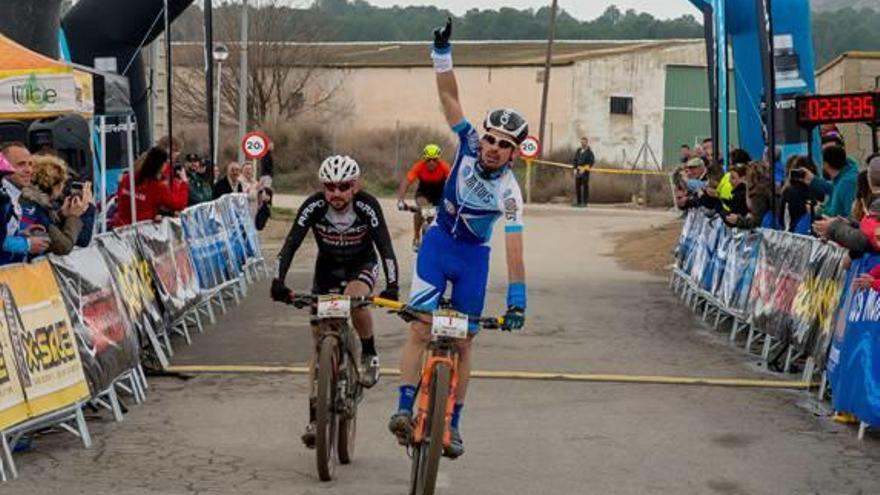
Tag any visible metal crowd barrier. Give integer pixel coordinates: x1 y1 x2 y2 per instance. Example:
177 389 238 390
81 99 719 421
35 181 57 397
671 209 880 440
0 193 266 481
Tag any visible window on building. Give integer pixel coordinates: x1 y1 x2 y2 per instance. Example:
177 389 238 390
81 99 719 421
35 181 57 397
610 96 633 115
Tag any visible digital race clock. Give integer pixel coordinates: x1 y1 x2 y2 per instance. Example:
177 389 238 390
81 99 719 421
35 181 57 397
796 92 880 127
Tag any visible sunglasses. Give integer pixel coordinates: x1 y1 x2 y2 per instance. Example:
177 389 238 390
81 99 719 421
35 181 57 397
481 134 517 150
324 182 353 192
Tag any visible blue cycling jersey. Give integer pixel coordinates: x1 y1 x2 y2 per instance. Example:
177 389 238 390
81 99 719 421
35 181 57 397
435 120 524 246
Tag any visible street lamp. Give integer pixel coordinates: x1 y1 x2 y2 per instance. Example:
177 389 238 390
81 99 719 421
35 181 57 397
212 43 229 167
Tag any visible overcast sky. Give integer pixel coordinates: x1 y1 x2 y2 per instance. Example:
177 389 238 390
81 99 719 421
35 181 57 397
360 1 699 20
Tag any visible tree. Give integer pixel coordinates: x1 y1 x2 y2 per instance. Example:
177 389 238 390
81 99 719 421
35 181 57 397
173 1 346 128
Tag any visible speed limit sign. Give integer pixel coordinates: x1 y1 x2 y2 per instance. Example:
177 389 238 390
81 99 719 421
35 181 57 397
519 135 541 160
242 131 271 160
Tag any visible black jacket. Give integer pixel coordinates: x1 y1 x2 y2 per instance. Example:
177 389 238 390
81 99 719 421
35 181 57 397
573 147 595 171
213 178 243 199
276 191 400 291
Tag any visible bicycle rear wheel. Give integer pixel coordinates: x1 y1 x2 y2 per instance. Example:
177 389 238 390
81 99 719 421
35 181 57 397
409 362 450 495
316 336 339 481
338 348 359 464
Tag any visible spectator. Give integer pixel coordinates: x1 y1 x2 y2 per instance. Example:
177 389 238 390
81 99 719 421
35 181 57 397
261 140 275 187
254 182 273 231
675 158 715 211
19 154 90 256
727 161 773 229
778 155 821 233
0 154 16 250
819 157 880 257
722 163 749 226
572 136 594 207
185 153 213 206
700 138 714 166
729 148 752 167
112 147 189 227
0 142 49 264
804 145 857 219
679 144 692 164
156 135 183 180
240 161 260 215
213 161 243 199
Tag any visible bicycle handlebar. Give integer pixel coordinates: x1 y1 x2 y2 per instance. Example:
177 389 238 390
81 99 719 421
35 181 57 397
283 294 504 329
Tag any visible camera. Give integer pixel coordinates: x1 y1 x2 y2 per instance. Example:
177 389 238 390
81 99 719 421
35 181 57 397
790 168 806 182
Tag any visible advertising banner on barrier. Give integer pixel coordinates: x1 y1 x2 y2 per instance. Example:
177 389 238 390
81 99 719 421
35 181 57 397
0 284 27 431
750 230 812 340
789 241 846 359
828 254 880 426
0 261 89 417
168 219 200 307
718 230 761 313
180 206 225 291
96 232 168 368
50 247 140 393
675 210 698 270
216 197 248 274
231 193 263 260
137 221 187 321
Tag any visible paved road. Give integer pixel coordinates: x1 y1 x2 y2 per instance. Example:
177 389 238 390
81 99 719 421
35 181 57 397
11 201 880 494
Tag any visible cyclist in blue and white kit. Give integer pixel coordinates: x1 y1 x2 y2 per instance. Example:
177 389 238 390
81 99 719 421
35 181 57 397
389 18 527 459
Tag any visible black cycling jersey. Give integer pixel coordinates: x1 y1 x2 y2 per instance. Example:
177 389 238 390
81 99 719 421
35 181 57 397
276 191 399 290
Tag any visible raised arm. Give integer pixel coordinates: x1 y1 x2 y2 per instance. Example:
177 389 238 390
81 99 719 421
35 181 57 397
432 18 465 127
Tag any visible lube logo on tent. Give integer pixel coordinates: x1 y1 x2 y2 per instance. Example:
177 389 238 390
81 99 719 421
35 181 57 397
11 74 58 111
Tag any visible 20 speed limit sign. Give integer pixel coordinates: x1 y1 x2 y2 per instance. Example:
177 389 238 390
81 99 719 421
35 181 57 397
241 131 271 160
519 135 541 160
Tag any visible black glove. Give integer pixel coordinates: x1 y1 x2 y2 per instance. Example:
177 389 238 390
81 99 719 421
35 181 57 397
502 306 525 331
271 278 292 302
379 286 400 302
433 17 452 50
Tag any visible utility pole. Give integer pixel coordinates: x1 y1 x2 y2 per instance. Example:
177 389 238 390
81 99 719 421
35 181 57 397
164 0 173 185
238 0 249 162
537 0 558 158
204 0 214 175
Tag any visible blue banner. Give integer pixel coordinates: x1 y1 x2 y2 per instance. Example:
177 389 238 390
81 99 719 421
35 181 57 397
829 254 880 426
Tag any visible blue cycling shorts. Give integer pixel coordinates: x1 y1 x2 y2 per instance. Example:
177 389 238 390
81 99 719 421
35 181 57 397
408 226 490 333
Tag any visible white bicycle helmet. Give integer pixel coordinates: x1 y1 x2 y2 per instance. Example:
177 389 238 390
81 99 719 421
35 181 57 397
318 155 360 183
483 108 529 144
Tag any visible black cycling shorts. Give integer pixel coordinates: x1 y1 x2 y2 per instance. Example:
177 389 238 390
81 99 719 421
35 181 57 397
416 182 444 206
312 258 379 295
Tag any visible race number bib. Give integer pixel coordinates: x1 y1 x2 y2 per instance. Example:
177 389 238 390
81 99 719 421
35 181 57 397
317 295 351 319
431 309 469 339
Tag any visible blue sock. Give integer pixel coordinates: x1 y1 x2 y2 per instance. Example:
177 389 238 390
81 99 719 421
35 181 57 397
451 403 464 430
398 385 417 413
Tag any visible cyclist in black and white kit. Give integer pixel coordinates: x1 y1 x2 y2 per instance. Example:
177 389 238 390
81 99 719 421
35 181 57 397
271 155 400 448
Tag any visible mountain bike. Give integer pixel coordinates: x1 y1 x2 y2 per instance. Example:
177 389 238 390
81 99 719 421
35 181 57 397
373 298 503 495
402 203 438 251
286 294 372 481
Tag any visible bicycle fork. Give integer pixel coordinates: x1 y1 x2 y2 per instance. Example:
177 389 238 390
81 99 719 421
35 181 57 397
412 353 460 448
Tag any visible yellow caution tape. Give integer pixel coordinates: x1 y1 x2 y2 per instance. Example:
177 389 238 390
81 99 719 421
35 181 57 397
528 158 670 176
166 365 812 390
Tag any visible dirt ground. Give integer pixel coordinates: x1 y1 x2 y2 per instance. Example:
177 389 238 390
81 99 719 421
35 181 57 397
611 216 683 275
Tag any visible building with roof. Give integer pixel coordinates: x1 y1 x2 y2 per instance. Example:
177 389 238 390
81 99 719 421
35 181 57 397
172 39 710 167
816 51 880 162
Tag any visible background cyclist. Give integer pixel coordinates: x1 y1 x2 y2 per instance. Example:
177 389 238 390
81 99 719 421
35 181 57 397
271 155 400 448
396 143 452 250
388 18 528 459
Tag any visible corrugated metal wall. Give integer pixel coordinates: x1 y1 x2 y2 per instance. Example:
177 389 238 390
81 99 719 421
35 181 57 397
662 65 739 166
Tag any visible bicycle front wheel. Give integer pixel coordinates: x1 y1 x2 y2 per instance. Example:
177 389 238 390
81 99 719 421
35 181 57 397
410 362 450 495
338 350 359 465
316 336 340 481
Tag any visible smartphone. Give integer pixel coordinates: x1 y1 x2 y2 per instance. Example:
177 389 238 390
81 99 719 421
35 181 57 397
790 169 806 181
69 181 84 198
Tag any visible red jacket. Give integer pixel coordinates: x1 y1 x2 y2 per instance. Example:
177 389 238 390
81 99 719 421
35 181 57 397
112 172 189 227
